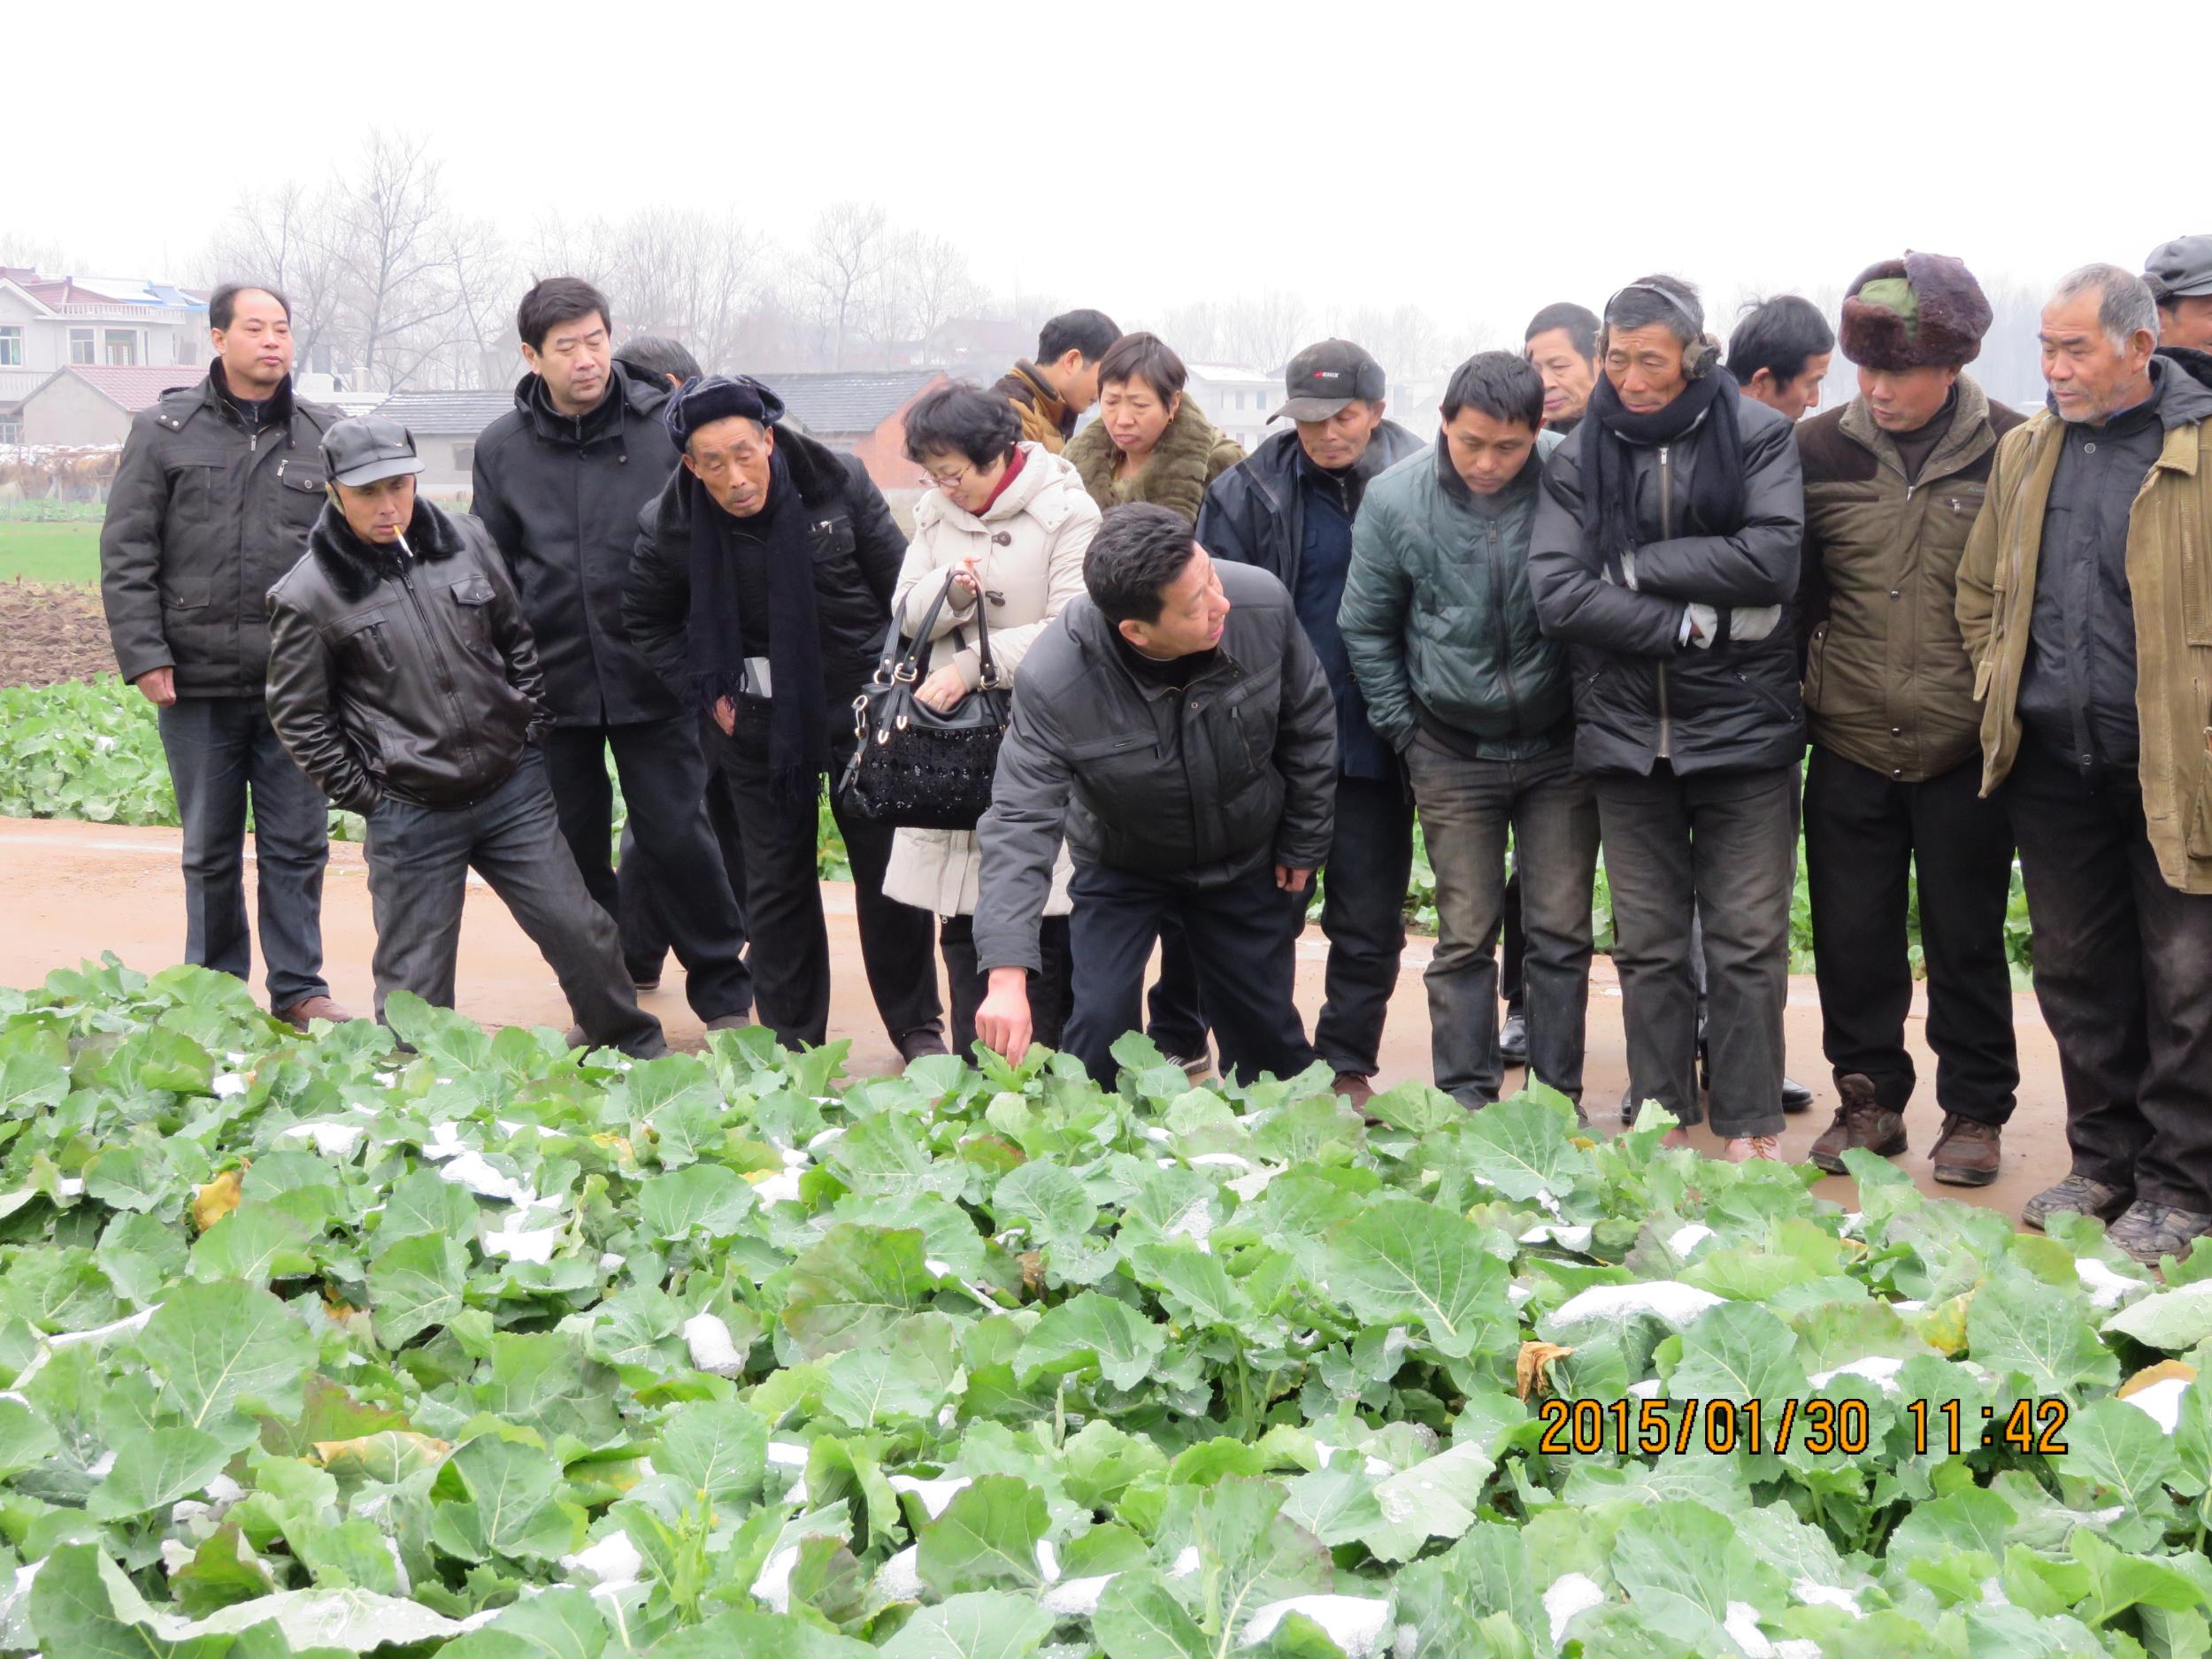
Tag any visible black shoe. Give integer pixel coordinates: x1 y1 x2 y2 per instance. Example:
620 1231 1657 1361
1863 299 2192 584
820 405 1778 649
1499 1010 1529 1064
1782 1076 1814 1114
632 974 662 994
895 1027 950 1063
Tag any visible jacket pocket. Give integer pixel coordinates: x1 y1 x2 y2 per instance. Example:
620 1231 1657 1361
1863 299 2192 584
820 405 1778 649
338 611 399 675
1802 624 1829 711
276 457 326 526
162 582 211 611
448 577 500 660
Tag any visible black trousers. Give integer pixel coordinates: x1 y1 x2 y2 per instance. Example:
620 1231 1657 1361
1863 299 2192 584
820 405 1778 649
1310 774 1417 1079
543 718 750 1021
1146 922 1210 1057
1065 862 1315 1087
2007 738 2212 1211
1804 745 2018 1122
618 717 749 986
940 913 1072 1058
361 749 664 1057
710 718 942 1050
1594 762 1799 1138
1500 863 1527 1014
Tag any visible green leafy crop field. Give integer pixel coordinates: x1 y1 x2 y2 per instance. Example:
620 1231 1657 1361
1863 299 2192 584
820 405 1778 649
0 961 2205 1657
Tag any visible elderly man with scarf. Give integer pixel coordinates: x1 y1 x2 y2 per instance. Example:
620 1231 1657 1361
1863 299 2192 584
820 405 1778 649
1530 275 1808 1163
623 375 946 1057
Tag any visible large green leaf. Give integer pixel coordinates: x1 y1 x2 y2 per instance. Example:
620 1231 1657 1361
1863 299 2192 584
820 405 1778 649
781 1225 941 1359
1969 1264 2119 1393
916 1475 1049 1595
1018 1291 1167 1390
878 1590 1055 1659
1325 1196 1510 1359
657 1398 768 1506
367 1233 468 1348
138 1279 318 1436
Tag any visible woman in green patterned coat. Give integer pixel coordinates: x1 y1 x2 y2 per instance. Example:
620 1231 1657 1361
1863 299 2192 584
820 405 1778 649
1064 331 1245 1072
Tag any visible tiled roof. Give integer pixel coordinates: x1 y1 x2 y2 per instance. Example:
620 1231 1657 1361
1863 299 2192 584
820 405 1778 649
764 369 946 435
368 388 515 436
28 364 202 413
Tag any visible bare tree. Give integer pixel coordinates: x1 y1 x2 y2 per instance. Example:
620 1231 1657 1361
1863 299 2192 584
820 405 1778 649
321 132 465 391
1158 301 1227 363
863 232 984 364
803 202 889 371
440 216 518 390
1333 304 1448 383
1223 291 1311 373
201 183 347 378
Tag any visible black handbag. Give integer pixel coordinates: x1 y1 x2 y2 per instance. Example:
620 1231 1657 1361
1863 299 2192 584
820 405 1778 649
835 576 1012 831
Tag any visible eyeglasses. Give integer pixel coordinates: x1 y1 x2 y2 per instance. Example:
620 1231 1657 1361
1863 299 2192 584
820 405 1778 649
921 463 974 492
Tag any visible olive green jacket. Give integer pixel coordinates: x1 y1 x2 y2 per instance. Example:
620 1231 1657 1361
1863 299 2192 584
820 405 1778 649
1066 396 1244 526
1956 355 2212 893
1797 375 2023 781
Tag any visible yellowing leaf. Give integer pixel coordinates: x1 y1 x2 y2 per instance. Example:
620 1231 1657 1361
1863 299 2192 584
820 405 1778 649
1517 1340 1576 1400
2119 1358 2199 1398
191 1167 244 1233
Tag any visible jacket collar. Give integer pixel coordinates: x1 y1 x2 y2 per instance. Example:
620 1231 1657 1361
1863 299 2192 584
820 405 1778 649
914 442 1077 532
516 359 662 448
1010 361 1072 438
186 360 297 431
1839 372 1995 484
308 495 468 603
1064 594 1247 703
1432 429 1545 507
1070 393 1227 505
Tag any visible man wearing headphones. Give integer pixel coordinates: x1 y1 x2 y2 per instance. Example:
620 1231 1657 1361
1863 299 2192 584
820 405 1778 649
1529 276 1808 1163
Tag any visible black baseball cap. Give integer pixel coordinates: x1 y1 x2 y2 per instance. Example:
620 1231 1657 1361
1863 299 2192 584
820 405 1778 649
320 416 426 488
2145 234 2212 301
1272 339 1386 422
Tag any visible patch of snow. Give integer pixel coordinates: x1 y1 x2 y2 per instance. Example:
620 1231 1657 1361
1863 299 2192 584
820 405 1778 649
766 1441 811 1468
1551 1281 1724 1329
212 1073 248 1099
50 1306 157 1348
750 1545 800 1614
280 1121 366 1158
2077 1257 2147 1310
1724 1601 1774 1657
484 1225 560 1264
1839 1212 1863 1237
1791 1581 1862 1616
598 1252 626 1272
1509 1284 1534 1308
924 1258 954 1278
1667 1223 1715 1256
1806 1356 1906 1395
436 1151 534 1206
682 1313 745 1377
1543 1574 1605 1645
562 1532 643 1588
1169 1546 1201 1579
887 1474 971 1518
1188 1153 1253 1171
1893 1300 1926 1312
1041 1573 1118 1617
2122 1377 2192 1435
873 1545 922 1603
1628 1379 1661 1399
1034 1539 1059 1583
1226 1170 1276 1201
1241 1595 1392 1655
1519 1223 1594 1251
752 1168 803 1206
56 1178 84 1197
1141 1125 1172 1143
420 1122 466 1160
1165 1198 1215 1254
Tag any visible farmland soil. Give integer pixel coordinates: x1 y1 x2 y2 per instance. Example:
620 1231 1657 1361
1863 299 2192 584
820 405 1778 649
0 815 2075 1224
0 581 118 687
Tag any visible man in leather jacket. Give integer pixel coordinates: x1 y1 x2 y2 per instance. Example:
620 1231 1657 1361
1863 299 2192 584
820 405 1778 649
264 417 664 1057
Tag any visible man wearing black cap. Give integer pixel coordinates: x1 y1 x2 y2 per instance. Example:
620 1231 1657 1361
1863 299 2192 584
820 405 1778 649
625 375 945 1056
2145 235 2212 352
264 418 665 1057
1198 340 1423 1102
470 279 750 1033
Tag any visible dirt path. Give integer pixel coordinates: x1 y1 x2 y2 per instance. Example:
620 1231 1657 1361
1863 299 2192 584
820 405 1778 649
0 816 2074 1222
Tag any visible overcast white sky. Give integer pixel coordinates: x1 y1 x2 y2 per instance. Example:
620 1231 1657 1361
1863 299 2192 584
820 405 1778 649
8 0 2178 336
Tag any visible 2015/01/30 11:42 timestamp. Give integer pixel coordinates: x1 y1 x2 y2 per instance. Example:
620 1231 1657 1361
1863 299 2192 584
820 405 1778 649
1534 1395 2070 1457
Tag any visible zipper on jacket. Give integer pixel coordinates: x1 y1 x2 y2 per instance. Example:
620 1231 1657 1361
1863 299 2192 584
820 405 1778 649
1655 444 1673 761
395 547 480 780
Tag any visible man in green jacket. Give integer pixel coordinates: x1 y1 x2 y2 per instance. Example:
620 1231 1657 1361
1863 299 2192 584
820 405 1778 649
1340 353 1597 1110
1958 264 2212 1263
1799 252 2025 1188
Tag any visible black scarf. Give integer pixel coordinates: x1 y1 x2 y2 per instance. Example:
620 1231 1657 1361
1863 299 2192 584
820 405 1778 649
685 448 827 815
1585 368 1746 576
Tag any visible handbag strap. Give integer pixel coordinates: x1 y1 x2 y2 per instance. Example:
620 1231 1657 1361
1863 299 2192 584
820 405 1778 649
888 565 1007 688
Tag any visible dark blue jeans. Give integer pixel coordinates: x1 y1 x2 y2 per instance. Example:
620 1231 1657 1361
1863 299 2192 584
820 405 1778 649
1311 773 1417 1079
157 696 330 1010
362 750 664 1057
1403 734 1600 1104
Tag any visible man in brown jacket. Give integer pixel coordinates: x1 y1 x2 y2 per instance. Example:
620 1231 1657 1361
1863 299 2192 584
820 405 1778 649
1798 253 2024 1188
992 310 1119 454
1958 264 2212 1264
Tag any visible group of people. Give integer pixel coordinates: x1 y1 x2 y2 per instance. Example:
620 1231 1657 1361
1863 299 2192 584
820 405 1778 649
96 233 2212 1264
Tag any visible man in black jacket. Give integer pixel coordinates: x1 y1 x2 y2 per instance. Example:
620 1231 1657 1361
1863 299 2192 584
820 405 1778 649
624 375 944 1056
470 280 749 1030
264 418 663 1057
1199 339 1424 1102
1530 276 1807 1162
972 503 1337 1085
99 283 348 1030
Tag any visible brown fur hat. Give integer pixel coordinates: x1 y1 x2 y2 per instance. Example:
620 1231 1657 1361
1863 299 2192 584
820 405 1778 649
1839 250 1992 371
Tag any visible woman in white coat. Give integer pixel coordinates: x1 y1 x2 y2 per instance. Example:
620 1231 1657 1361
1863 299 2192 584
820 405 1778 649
883 382 1101 1056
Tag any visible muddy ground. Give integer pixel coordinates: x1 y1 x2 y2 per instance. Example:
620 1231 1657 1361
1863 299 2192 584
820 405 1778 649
0 582 118 687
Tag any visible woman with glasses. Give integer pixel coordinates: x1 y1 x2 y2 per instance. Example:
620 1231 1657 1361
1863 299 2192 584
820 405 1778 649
883 382 1102 1056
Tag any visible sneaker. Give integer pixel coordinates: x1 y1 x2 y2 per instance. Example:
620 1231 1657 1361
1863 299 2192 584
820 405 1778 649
1162 1048 1213 1082
1808 1074 1908 1175
2106 1201 2212 1268
1724 1135 1784 1163
2021 1172 2134 1233
1929 1115 2001 1187
274 995 352 1030
1781 1076 1814 1114
1499 1010 1529 1064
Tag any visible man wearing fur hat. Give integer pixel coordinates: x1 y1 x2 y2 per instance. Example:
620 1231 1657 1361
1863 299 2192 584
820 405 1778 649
624 375 946 1057
1958 264 2212 1263
1796 252 2026 1187
265 417 666 1057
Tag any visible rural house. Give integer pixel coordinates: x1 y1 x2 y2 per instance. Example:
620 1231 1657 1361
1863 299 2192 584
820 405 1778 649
0 270 207 442
16 365 210 449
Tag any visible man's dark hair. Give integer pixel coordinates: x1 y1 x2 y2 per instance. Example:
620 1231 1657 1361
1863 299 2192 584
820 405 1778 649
1037 308 1121 365
1086 503 1199 627
210 283 291 330
1094 332 1187 405
1604 275 1704 346
1524 301 1600 362
613 334 703 384
1727 295 1836 387
1440 351 1545 428
903 381 1022 469
517 276 612 352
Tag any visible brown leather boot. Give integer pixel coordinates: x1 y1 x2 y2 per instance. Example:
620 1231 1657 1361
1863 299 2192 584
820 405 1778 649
1929 1115 2001 1187
273 995 352 1031
1808 1073 1908 1175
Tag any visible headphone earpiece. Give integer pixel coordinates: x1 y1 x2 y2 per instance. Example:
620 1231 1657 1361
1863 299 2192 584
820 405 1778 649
1682 333 1721 380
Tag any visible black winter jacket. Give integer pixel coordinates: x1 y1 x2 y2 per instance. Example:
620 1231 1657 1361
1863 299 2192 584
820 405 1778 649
1528 395 1807 776
100 366 341 695
972 563 1338 974
265 498 549 813
470 364 684 726
623 426 906 713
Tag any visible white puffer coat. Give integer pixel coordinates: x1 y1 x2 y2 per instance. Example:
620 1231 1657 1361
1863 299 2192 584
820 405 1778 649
882 443 1099 918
